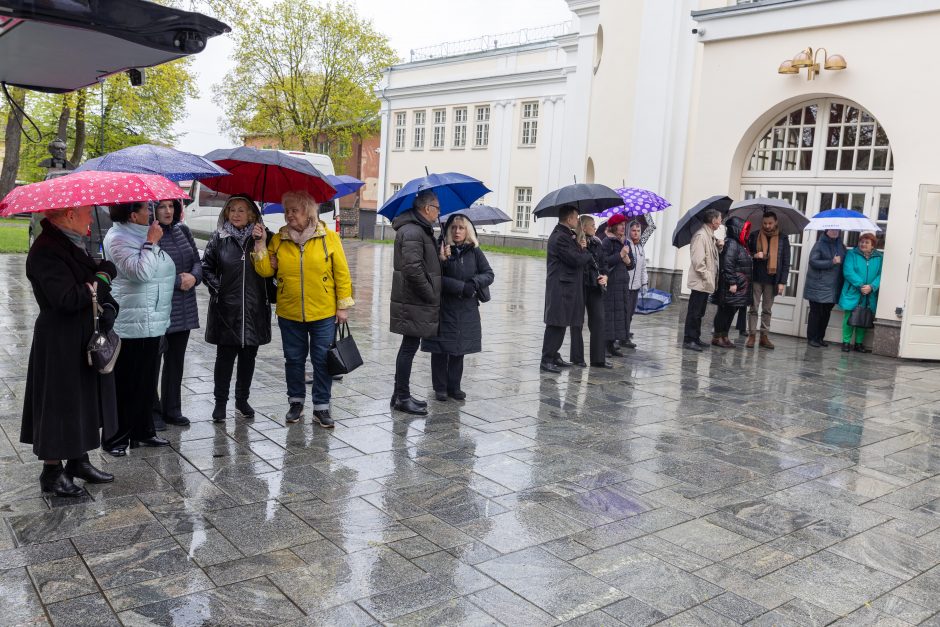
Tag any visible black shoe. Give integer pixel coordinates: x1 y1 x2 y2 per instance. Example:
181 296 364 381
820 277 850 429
854 343 871 353
286 402 304 424
40 464 85 497
553 357 572 368
391 395 427 409
234 400 255 419
65 455 114 484
591 361 614 368
572 361 587 367
607 343 624 357
212 401 227 423
448 389 467 400
313 409 335 429
104 446 127 458
540 361 561 373
808 339 823 347
164 415 191 427
683 341 703 352
152 413 167 432
842 343 852 352
393 396 429 415
621 341 637 349
693 339 709 348
131 436 170 448
435 391 449 402
820 340 830 347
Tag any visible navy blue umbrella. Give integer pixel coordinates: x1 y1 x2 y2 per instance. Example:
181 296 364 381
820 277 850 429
327 175 365 200
378 172 490 220
75 144 230 182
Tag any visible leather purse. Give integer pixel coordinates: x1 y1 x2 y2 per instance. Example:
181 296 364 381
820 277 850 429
86 284 121 374
848 296 875 329
327 322 363 376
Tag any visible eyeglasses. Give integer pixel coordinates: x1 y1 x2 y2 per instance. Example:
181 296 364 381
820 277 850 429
428 204 440 210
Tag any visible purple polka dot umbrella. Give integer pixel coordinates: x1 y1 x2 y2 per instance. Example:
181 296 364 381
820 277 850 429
593 187 671 219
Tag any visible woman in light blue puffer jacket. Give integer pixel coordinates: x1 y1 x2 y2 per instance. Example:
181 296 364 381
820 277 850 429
101 201 177 456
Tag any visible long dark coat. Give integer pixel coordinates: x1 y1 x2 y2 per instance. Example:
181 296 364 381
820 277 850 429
716 217 753 308
21 221 119 460
544 223 591 327
390 210 442 338
421 244 495 355
158 201 202 334
583 235 607 294
601 235 632 340
202 229 272 347
804 233 847 304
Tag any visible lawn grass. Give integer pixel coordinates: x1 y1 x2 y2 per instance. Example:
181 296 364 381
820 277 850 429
0 218 29 253
368 239 546 258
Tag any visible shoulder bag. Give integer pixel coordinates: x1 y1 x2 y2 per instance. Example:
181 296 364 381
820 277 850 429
86 283 121 373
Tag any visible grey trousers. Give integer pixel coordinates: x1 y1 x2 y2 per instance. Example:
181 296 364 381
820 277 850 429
748 282 776 334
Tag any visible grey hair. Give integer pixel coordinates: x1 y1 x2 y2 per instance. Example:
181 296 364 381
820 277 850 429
702 209 722 223
414 190 438 211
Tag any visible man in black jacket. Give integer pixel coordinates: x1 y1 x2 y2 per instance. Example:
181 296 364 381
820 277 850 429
390 189 442 415
746 211 791 349
541 205 593 373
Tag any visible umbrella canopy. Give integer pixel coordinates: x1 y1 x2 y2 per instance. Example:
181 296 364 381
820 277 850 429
0 171 187 216
75 144 230 182
378 172 490 220
326 175 365 200
438 204 511 227
728 197 809 236
200 147 335 204
805 208 881 232
593 187 671 219
533 183 624 218
635 288 672 315
671 195 733 248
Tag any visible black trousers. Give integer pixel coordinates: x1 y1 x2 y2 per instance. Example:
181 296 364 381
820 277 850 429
154 330 190 420
431 353 465 393
713 305 738 335
683 290 711 343
570 288 606 364
394 335 422 399
807 301 836 342
213 345 259 402
541 325 567 363
103 336 160 448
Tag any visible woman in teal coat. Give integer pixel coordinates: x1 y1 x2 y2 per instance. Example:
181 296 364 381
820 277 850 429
838 233 883 353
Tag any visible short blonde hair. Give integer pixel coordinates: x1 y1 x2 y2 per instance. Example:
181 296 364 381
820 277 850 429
282 190 319 221
444 214 479 247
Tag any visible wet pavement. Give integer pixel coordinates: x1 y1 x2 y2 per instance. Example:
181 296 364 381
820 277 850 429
1 241 940 626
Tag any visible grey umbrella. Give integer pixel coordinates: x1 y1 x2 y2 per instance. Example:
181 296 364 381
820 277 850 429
671 195 733 248
438 204 511 226
533 183 624 218
728 197 809 236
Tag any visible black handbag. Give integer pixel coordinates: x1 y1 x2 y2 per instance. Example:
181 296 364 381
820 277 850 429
848 296 875 329
327 322 363 376
86 284 121 374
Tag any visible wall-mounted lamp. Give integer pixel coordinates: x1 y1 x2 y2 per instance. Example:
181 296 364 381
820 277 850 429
778 47 846 80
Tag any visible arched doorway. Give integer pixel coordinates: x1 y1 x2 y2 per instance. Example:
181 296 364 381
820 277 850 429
740 98 894 338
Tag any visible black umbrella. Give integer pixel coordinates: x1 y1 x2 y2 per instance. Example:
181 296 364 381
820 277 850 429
438 204 511 227
671 195 733 248
533 183 624 219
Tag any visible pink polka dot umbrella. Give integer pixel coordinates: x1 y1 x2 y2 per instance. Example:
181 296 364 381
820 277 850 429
0 171 189 217
593 187 671 219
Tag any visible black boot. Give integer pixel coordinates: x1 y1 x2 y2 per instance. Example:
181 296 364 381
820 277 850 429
313 409 335 429
286 402 304 424
854 343 871 353
392 396 428 416
390 395 427 409
234 399 255 419
39 463 84 497
607 342 624 357
212 401 227 423
130 436 170 448
65 454 114 484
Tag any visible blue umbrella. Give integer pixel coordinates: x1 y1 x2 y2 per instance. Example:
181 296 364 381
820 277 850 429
261 203 283 216
75 144 230 182
805 208 881 232
378 172 490 220
635 288 672 315
327 174 365 200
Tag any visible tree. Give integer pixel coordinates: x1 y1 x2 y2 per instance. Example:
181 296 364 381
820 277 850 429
213 0 398 153
0 87 26 198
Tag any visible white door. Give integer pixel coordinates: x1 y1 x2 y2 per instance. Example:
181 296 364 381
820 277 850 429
901 185 940 359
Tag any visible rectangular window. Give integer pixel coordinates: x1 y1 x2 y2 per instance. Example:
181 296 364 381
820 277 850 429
413 110 426 149
514 187 532 230
474 105 490 147
432 109 446 148
453 107 467 148
317 140 330 154
394 112 406 150
390 183 403 196
521 101 539 146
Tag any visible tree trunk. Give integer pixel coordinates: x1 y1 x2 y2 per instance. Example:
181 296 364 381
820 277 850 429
70 90 87 165
0 87 26 199
56 94 71 142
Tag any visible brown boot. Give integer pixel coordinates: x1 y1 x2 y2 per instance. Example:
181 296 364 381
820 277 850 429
745 333 756 348
711 334 723 347
719 335 736 349
759 333 775 349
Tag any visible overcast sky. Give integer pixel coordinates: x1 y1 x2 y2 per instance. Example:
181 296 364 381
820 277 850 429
174 0 573 155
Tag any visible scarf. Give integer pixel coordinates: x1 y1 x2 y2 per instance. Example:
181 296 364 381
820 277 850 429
286 219 323 246
861 249 873 260
756 225 780 276
221 221 253 246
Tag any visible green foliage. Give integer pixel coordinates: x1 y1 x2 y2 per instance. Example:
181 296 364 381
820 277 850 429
213 0 398 157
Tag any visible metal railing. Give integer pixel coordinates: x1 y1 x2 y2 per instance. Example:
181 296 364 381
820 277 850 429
409 21 572 62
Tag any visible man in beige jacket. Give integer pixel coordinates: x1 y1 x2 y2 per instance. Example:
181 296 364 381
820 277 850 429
682 209 722 351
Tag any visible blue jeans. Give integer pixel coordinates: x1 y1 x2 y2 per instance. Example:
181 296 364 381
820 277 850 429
278 316 335 410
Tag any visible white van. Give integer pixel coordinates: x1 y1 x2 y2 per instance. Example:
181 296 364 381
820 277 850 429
184 150 338 238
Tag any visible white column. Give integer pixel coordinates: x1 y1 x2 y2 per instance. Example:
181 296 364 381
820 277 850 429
376 103 391 225
489 100 516 234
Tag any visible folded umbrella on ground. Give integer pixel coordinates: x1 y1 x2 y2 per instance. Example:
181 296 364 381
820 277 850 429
533 183 624 218
75 144 230 182
727 196 809 236
378 172 490 220
671 195 733 248
200 147 335 204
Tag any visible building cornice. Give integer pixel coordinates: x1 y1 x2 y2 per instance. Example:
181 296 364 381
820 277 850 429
566 0 600 18
389 40 559 71
381 68 570 101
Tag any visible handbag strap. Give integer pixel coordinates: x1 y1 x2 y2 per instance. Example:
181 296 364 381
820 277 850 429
88 282 101 333
334 320 349 342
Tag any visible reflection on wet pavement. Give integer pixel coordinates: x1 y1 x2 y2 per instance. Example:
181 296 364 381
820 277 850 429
1 243 940 625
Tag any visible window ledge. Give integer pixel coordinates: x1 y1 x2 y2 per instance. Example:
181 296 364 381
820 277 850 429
472 146 489 150
517 144 537 149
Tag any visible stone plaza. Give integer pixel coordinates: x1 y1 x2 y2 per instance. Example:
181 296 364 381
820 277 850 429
1 242 940 626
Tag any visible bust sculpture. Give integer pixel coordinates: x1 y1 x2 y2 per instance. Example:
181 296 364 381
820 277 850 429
38 138 75 171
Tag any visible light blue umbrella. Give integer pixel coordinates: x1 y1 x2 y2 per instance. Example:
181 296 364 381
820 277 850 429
75 144 229 182
378 172 490 220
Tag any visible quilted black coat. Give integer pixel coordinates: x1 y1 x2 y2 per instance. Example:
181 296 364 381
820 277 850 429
157 201 202 334
716 217 753 308
390 210 442 338
421 244 494 355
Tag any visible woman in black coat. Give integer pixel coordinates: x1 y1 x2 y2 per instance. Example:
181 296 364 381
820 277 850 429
152 199 202 429
804 230 846 347
712 217 753 348
601 214 633 357
570 214 610 368
421 214 494 401
201 195 272 422
21 207 117 497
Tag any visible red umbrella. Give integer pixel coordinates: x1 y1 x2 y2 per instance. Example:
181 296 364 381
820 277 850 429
0 171 188 217
200 147 335 203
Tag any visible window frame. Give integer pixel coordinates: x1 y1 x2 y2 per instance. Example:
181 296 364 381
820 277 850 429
474 105 490 148
513 186 533 231
431 108 446 149
453 107 468 149
413 110 426 150
520 101 539 146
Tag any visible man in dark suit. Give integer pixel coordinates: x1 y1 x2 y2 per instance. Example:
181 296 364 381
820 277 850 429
541 205 593 373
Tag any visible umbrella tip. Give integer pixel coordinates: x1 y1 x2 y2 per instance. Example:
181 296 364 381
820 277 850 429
573 175 577 184
425 166 430 176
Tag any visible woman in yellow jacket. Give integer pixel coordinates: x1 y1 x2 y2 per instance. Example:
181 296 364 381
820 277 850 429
252 190 354 428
